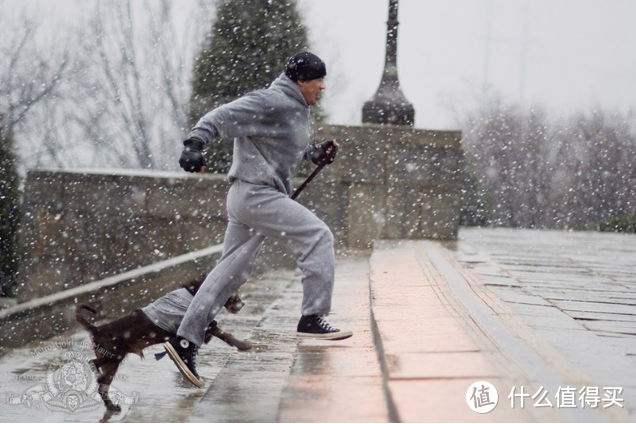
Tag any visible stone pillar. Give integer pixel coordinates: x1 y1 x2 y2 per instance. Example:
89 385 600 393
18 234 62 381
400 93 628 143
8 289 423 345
314 124 462 249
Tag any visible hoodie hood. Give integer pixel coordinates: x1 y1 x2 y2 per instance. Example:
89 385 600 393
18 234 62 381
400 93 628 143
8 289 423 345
270 73 307 108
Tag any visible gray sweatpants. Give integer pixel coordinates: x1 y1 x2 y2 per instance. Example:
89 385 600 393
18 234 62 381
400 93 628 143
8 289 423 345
177 180 335 346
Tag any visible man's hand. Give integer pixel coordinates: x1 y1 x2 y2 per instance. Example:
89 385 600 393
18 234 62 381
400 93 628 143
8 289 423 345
179 138 206 173
310 140 339 166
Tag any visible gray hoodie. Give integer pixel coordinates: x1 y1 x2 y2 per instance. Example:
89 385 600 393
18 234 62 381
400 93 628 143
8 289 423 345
189 73 314 195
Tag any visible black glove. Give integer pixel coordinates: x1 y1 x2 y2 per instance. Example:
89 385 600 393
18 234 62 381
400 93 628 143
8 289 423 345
179 138 205 173
309 140 338 166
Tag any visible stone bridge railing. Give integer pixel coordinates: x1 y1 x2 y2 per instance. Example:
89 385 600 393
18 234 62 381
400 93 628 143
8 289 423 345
16 124 462 303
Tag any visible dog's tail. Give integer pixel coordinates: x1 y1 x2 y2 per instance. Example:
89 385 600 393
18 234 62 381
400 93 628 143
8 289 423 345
75 304 97 332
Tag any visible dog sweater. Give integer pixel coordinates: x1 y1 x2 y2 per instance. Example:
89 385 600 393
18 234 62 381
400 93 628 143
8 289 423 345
141 288 193 334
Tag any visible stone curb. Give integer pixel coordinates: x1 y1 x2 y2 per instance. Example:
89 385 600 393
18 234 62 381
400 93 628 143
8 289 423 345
0 245 223 355
369 240 554 422
369 286 401 423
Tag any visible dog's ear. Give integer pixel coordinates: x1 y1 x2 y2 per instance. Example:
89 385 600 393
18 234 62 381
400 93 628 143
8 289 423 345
183 273 208 295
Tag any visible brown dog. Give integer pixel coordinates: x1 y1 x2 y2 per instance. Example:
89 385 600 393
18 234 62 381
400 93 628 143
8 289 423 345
75 275 251 412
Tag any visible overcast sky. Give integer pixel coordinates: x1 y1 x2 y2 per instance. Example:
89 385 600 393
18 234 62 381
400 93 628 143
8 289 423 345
4 0 636 131
298 0 636 129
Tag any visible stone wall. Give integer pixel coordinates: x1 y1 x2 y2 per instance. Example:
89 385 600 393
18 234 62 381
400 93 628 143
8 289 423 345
1 246 223 354
17 169 230 302
16 124 462 302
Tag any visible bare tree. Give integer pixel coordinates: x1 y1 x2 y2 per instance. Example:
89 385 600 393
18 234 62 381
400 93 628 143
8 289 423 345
14 0 209 171
65 0 195 169
459 93 556 228
456 87 636 230
560 110 636 226
0 14 70 147
0 11 74 295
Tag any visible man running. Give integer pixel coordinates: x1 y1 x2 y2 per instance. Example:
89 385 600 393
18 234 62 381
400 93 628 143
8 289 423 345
164 52 352 388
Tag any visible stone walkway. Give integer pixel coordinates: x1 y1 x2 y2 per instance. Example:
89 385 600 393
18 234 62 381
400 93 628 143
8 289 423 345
1 228 635 422
188 253 387 423
450 228 636 421
369 240 543 422
455 228 636 359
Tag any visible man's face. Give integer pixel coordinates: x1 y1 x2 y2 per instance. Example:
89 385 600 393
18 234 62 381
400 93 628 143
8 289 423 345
298 78 326 106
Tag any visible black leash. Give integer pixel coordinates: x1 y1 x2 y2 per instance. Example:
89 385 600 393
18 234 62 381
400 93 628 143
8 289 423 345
291 162 327 200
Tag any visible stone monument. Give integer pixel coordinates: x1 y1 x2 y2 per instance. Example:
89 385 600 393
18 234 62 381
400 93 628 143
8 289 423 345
362 0 415 126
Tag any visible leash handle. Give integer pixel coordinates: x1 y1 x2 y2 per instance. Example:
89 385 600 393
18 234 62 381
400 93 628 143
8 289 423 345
291 162 327 200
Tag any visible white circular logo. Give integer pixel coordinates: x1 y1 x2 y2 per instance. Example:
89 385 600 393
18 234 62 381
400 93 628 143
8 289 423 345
6 344 139 413
466 381 498 413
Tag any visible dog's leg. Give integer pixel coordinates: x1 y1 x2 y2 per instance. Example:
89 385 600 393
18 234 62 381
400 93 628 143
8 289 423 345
224 294 245 314
211 326 252 351
97 362 122 412
92 356 107 372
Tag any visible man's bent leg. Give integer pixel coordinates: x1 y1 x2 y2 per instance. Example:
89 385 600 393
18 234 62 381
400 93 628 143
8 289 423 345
165 203 265 387
177 218 264 347
230 186 352 340
228 181 336 316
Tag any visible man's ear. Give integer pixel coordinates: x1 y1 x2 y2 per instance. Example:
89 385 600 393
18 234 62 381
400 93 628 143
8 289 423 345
296 80 310 99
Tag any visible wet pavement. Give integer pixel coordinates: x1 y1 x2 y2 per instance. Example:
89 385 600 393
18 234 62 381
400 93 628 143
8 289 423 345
1 228 635 422
188 253 387 423
454 228 636 360
0 268 297 423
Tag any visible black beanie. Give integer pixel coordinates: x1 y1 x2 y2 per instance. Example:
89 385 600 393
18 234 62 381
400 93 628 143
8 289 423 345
285 52 327 82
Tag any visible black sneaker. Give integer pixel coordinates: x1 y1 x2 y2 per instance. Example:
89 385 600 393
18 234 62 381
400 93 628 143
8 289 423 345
163 336 204 388
296 315 353 340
